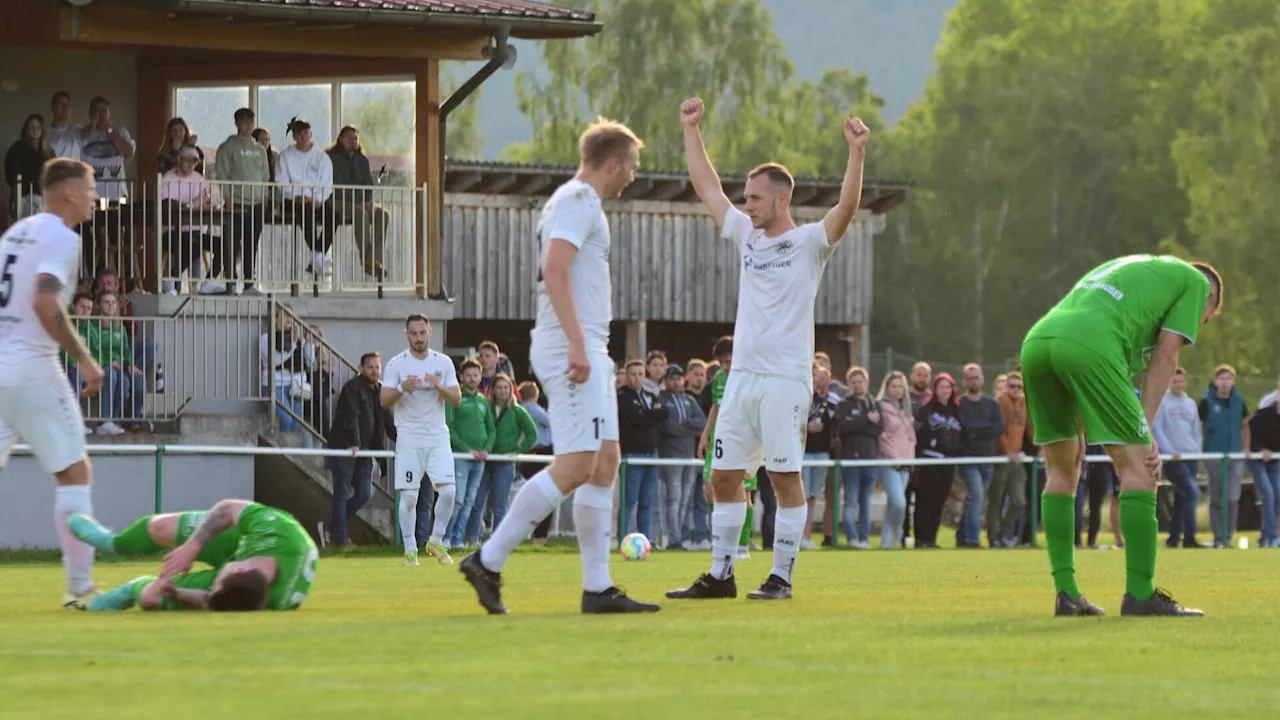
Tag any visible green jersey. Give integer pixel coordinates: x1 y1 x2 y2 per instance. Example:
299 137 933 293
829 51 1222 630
231 503 319 610
1025 255 1211 376
704 370 757 487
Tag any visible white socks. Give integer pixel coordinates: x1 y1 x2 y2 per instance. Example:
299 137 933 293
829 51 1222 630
772 504 806 584
480 470 565 573
55 485 95 594
572 484 614 593
399 489 419 551
430 484 456 544
709 501 747 581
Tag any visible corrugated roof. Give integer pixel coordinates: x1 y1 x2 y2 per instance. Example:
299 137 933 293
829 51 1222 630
229 0 593 21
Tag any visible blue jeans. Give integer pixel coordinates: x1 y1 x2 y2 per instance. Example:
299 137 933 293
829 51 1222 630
690 476 710 543
958 464 994 545
802 452 830 498
1165 460 1201 546
266 383 304 432
623 452 660 539
444 458 485 545
103 367 144 421
839 465 878 543
326 455 373 545
466 461 516 543
878 467 909 547
1247 460 1280 545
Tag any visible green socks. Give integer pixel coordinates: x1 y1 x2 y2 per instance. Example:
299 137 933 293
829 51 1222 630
112 517 164 556
739 505 754 547
1120 491 1158 601
1042 493 1079 597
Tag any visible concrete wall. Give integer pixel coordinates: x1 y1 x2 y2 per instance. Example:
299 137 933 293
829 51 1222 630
0 455 253 549
0 46 139 177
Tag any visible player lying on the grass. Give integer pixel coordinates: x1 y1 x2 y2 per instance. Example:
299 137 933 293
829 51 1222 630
1022 254 1220 617
68 499 319 612
697 336 756 560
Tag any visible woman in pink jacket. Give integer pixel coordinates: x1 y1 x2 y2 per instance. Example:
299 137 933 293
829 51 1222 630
876 370 917 549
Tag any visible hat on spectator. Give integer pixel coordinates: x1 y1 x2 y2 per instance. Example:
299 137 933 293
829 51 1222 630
663 364 685 378
178 146 200 160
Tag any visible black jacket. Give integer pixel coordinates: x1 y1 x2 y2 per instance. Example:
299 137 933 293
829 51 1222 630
915 403 962 459
834 394 883 460
958 394 1004 457
328 147 376 203
618 386 667 455
1249 407 1280 453
805 392 837 454
326 375 395 450
4 141 49 197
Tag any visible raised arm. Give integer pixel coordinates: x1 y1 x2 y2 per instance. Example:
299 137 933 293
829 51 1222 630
822 118 871 246
680 98 732 227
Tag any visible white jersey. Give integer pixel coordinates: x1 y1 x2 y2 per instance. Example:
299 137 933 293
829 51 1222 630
0 213 80 384
532 179 611 351
722 207 834 387
381 349 458 447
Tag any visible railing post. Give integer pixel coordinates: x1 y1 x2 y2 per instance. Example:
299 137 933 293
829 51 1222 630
394 490 402 549
268 299 278 434
153 174 163 294
1220 452 1230 543
154 443 165 514
830 459 841 543
1030 456 1041 548
617 457 629 544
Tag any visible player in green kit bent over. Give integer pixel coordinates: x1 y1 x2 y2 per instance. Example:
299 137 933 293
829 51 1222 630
69 499 319 612
1022 255 1221 617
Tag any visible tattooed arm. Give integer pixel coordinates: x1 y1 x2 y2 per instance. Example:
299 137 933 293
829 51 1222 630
34 274 91 363
160 499 251 579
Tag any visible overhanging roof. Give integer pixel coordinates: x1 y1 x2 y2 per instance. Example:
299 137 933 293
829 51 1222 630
111 0 601 38
446 160 912 213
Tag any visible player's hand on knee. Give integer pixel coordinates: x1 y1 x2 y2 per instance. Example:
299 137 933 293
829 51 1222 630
1145 443 1162 481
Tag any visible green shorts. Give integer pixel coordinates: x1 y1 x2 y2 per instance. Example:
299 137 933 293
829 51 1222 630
175 511 242 568
1020 337 1150 446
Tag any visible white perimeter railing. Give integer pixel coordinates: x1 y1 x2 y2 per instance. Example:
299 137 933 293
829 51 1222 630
6 445 1259 547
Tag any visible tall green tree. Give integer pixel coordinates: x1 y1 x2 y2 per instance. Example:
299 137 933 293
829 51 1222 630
499 0 885 173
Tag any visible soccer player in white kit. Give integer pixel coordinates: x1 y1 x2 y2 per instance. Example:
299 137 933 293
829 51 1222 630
668 97 871 601
461 118 661 615
0 159 107 609
380 313 461 566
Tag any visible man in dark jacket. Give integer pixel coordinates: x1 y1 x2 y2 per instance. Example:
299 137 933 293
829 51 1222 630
326 125 388 279
1199 364 1251 547
957 363 1004 548
658 364 708 549
833 367 882 547
325 352 396 546
618 359 667 541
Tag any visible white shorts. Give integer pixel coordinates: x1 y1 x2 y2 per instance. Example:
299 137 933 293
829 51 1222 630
0 379 86 474
394 444 455 490
710 370 809 476
529 343 618 456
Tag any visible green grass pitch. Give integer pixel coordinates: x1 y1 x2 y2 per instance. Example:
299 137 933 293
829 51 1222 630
1 545 1277 719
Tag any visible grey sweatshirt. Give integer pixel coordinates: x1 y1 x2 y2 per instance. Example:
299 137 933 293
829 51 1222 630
1153 391 1202 455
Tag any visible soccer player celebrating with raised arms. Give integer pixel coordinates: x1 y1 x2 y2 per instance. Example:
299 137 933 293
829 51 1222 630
381 313 461 566
460 118 659 615
1022 255 1221 617
667 98 869 601
0 159 107 610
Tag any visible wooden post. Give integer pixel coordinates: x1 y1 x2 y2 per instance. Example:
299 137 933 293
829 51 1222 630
416 59 441 299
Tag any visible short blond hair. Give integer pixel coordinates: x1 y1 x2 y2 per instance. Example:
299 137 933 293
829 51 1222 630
579 117 643 169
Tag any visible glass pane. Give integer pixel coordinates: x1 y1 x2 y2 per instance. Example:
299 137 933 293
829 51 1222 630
340 81 416 185
258 83 333 152
174 86 250 163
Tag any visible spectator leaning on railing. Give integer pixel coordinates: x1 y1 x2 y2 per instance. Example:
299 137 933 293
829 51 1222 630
277 117 336 278
913 373 962 549
90 290 144 435
657 364 707 550
957 363 1004 549
1246 400 1280 548
324 351 395 547
1152 367 1205 549
325 125 390 280
619 358 667 542
444 358 494 548
989 372 1030 548
874 370 916 550
1199 363 1250 548
158 145 216 295
833 366 882 549
466 373 538 545
213 108 270 296
259 308 315 434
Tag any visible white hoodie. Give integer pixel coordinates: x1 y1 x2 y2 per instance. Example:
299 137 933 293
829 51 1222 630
276 144 333 201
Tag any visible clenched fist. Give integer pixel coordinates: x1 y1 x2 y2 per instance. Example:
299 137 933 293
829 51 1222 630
680 97 705 128
844 117 870 148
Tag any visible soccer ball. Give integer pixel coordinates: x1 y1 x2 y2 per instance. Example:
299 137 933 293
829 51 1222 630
619 532 651 561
